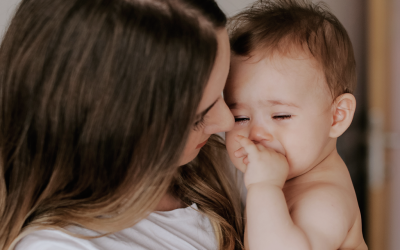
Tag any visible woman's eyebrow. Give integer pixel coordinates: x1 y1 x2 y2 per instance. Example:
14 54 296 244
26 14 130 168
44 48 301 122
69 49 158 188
195 99 218 120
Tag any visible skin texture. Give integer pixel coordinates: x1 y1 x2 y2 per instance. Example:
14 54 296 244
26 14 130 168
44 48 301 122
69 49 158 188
155 28 234 211
224 50 367 250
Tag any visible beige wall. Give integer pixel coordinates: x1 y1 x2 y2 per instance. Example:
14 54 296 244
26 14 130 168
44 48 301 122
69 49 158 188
215 0 256 16
388 0 400 249
0 0 21 39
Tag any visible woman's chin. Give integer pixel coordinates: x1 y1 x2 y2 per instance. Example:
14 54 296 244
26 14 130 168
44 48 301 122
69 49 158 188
178 149 201 166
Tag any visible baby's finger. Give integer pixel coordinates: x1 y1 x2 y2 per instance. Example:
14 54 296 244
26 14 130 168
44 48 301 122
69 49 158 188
256 143 267 151
256 143 279 155
243 156 249 165
234 147 247 158
234 135 258 155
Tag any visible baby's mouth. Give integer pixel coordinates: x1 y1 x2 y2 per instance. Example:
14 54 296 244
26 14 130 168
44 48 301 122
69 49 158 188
258 141 286 156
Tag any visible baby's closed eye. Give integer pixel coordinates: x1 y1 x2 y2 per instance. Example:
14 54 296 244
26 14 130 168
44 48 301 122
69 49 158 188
272 114 292 120
234 117 250 124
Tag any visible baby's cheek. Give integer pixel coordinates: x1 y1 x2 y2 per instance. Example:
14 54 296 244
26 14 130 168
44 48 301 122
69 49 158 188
285 152 311 180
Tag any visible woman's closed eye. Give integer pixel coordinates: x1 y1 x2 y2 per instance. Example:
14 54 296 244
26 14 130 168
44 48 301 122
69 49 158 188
193 116 206 130
273 114 292 120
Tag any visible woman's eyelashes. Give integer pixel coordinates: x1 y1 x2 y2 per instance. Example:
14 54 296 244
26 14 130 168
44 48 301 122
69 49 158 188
193 116 206 131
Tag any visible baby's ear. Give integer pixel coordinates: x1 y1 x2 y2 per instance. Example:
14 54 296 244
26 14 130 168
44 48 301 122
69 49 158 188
329 93 356 138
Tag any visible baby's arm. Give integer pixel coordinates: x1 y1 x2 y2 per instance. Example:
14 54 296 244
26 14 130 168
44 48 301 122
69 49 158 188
235 135 355 250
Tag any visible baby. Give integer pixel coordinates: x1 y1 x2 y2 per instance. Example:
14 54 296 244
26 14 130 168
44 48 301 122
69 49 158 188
224 0 367 249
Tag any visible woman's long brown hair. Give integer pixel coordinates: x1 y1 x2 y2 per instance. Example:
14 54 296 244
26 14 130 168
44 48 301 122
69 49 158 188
0 0 243 249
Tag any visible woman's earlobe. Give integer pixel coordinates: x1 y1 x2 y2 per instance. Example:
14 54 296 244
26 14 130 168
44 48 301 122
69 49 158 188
329 93 356 138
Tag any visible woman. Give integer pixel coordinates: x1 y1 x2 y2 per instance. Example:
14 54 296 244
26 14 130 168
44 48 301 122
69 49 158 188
0 0 243 249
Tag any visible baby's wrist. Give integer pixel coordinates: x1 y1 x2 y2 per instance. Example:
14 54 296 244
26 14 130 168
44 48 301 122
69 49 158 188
246 180 284 191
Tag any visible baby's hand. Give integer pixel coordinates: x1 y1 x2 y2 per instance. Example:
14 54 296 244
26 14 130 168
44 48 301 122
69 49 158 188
234 135 289 189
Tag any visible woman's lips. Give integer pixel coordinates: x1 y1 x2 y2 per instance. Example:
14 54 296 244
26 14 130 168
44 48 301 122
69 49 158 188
196 139 208 149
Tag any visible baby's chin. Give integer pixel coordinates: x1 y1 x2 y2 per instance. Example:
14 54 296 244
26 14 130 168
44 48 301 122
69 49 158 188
286 160 317 180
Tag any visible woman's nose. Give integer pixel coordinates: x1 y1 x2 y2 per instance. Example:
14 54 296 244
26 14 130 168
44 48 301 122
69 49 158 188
203 99 234 134
249 125 273 144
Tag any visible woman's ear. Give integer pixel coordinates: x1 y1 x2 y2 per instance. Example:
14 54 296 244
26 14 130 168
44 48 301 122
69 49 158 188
329 93 356 138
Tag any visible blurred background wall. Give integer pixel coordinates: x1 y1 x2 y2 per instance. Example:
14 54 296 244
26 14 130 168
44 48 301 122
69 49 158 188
0 0 399 249
0 0 19 39
385 0 400 249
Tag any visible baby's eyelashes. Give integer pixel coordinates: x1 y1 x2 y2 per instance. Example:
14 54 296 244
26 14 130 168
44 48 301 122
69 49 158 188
234 117 250 124
233 114 293 124
272 114 292 120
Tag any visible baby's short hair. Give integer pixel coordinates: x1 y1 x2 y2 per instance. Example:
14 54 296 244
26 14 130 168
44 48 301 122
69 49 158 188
228 0 356 98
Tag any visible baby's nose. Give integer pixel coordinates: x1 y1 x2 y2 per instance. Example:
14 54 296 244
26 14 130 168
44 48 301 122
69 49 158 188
249 125 273 144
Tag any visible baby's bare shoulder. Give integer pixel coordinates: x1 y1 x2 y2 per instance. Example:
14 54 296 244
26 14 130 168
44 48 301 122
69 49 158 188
290 182 358 221
288 182 361 249
285 161 358 215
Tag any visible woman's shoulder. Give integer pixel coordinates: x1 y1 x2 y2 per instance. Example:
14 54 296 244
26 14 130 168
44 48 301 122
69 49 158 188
15 229 98 250
14 204 217 250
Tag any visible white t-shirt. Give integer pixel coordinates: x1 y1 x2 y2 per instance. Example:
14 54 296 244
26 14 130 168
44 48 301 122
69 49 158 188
15 204 217 250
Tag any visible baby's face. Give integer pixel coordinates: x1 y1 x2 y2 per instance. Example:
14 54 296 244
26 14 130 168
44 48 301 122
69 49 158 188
225 51 335 180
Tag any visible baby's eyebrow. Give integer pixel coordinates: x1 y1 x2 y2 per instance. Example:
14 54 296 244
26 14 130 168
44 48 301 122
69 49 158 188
228 100 300 109
227 103 239 109
262 100 300 108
